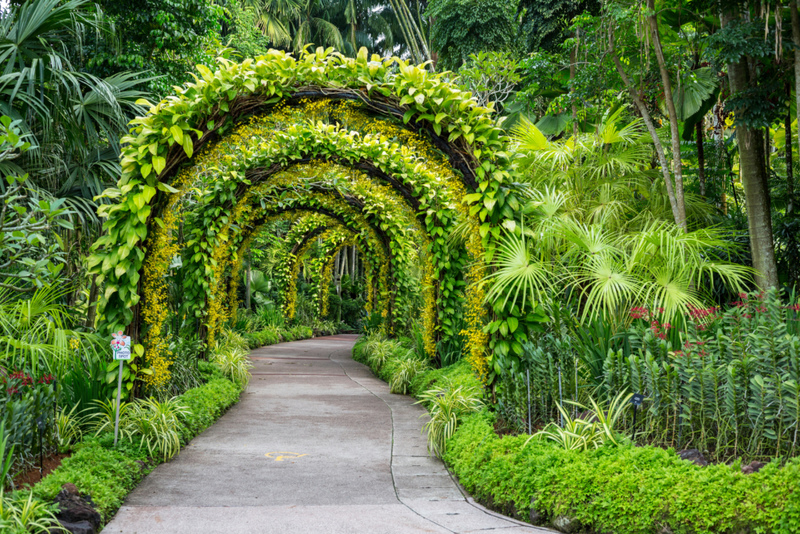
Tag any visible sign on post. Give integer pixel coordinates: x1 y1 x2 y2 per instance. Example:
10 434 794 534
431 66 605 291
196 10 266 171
111 331 131 446
112 332 132 360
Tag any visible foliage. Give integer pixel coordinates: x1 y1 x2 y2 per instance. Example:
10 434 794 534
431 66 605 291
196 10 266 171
416 385 483 456
389 357 429 394
527 392 631 451
89 0 223 96
0 370 56 465
32 440 142 520
124 396 188 462
426 0 519 70
177 378 240 440
55 405 83 450
0 490 59 534
445 411 800 534
456 51 522 110
33 374 242 522
211 347 253 389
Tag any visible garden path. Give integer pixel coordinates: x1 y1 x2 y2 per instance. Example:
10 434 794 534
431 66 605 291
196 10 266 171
104 335 551 534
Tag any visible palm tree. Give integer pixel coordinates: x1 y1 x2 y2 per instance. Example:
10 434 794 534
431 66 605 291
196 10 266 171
0 0 151 221
484 112 752 323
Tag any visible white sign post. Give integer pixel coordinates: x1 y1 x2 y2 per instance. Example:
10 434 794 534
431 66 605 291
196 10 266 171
111 332 131 446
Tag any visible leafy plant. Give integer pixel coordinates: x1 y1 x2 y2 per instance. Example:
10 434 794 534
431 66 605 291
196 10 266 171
212 348 253 389
88 398 130 440
389 356 429 394
527 392 632 451
124 397 188 462
416 385 483 457
55 404 83 450
0 490 59 534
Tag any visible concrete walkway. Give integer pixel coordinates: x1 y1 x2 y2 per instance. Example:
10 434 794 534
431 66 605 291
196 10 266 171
105 335 551 534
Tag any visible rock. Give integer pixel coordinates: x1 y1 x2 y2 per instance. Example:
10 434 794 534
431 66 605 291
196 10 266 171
552 515 581 533
678 449 708 467
52 484 101 534
742 460 767 475
529 507 541 524
51 520 95 534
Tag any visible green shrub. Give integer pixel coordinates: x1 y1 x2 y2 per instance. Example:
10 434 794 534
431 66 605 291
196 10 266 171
31 376 242 525
211 347 253 388
0 489 60 533
444 411 800 534
389 357 428 394
178 378 240 441
124 397 188 462
32 441 142 520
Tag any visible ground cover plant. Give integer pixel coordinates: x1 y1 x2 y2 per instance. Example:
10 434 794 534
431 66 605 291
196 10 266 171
4 0 800 530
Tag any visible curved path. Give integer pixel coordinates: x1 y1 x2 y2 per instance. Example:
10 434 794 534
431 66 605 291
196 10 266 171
105 335 550 533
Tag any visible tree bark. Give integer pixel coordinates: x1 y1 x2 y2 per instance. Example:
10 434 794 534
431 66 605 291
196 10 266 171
791 0 800 214
646 0 687 230
697 119 706 197
570 33 579 137
245 259 251 311
722 7 779 289
609 29 683 227
787 104 795 215
85 275 99 329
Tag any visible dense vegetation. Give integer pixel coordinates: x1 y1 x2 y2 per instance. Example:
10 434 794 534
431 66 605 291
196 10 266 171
3 0 800 531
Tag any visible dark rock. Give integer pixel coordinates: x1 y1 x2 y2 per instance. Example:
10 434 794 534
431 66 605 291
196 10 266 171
52 484 101 533
553 515 581 533
742 460 767 475
529 507 541 524
678 449 708 466
51 520 95 534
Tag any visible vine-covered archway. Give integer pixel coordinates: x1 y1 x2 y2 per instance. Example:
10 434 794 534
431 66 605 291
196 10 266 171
89 48 532 389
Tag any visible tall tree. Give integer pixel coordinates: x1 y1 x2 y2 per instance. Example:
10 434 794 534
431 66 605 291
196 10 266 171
719 5 778 288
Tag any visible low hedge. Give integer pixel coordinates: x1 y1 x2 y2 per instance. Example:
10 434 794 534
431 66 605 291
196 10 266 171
243 324 314 349
31 375 243 523
446 411 800 534
353 336 800 534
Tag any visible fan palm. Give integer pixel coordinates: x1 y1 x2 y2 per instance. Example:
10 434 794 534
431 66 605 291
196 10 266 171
487 112 753 323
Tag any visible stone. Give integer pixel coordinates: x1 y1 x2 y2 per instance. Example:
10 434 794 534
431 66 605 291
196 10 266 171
678 449 708 467
741 460 767 475
51 520 95 534
553 515 581 533
528 507 541 524
52 484 101 534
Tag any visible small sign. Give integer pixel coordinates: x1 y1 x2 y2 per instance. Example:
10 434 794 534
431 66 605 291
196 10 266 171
111 331 132 361
631 393 645 407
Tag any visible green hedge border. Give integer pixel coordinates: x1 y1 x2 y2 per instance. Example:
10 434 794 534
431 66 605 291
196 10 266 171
29 365 242 524
353 337 800 534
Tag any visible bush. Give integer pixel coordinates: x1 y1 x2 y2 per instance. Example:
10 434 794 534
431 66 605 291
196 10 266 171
444 410 800 534
32 441 142 520
211 347 253 389
30 375 242 524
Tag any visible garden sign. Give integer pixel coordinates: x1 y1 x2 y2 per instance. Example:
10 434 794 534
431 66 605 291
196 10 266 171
111 331 131 446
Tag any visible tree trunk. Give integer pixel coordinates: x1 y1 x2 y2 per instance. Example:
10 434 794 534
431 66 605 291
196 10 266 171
697 119 706 198
609 29 683 228
646 0 687 230
787 90 795 215
570 34 578 137
85 274 99 329
722 7 779 289
245 260 251 311
791 0 800 214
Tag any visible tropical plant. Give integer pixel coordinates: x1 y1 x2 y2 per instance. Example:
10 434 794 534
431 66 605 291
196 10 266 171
0 490 59 533
212 347 253 389
89 398 130 439
54 405 83 450
124 397 188 461
389 356 428 394
0 421 15 489
526 391 631 451
416 385 483 456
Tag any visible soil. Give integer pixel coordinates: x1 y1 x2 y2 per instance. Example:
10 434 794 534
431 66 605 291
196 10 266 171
10 451 70 489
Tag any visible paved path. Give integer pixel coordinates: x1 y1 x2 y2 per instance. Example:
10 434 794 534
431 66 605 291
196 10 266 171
105 335 550 534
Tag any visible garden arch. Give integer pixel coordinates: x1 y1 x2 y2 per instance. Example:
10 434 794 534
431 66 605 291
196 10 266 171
90 48 530 389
